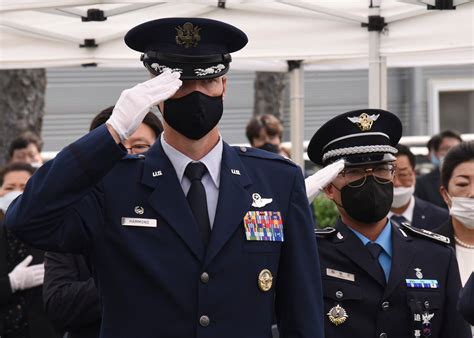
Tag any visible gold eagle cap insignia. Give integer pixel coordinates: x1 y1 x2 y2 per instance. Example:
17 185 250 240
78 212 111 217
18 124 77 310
347 113 380 131
175 22 201 48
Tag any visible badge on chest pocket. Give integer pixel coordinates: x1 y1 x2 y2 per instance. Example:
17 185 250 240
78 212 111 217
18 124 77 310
243 211 284 242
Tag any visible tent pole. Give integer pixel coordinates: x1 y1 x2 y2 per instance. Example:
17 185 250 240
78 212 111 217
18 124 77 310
367 3 386 109
288 60 305 172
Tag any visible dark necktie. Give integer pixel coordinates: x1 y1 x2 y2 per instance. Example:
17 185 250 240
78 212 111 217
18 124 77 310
366 242 386 285
184 162 211 248
391 214 408 225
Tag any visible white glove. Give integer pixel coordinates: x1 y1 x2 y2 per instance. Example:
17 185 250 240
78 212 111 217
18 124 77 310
107 70 182 141
305 159 345 204
8 255 45 292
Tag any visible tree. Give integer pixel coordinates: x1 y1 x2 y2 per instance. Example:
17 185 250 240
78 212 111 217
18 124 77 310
253 71 286 120
0 69 46 167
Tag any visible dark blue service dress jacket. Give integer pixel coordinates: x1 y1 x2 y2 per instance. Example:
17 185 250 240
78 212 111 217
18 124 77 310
315 219 471 338
5 125 324 338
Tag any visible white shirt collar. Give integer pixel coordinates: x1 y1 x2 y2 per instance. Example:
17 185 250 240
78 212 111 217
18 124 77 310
161 134 222 188
388 195 415 223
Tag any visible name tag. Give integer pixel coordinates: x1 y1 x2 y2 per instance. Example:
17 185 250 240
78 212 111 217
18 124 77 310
405 279 439 289
243 211 284 242
121 217 157 228
326 268 355 282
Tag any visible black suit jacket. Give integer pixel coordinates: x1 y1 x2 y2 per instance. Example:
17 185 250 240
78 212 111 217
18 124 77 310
0 222 58 338
458 272 474 325
412 197 450 231
43 252 101 338
415 169 447 209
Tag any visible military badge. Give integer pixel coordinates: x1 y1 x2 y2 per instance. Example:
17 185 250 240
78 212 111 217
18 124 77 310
251 193 273 208
175 22 201 48
258 269 273 292
347 112 380 131
134 206 144 215
415 268 423 279
243 211 284 242
327 304 348 325
422 312 434 337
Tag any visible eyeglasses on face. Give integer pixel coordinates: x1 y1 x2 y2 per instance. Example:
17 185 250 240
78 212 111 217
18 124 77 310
124 144 151 154
339 163 396 187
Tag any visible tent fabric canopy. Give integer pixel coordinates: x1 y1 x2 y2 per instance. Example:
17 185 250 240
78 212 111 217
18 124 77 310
1 0 472 71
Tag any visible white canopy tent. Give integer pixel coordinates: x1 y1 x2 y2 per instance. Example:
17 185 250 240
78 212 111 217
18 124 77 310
1 0 473 167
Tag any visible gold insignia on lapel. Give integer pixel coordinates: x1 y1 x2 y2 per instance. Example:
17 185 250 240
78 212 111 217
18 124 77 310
175 22 201 48
347 112 380 131
327 304 348 326
258 269 273 292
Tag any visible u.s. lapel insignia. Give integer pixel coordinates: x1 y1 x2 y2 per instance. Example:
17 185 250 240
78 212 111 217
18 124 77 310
152 170 163 177
231 169 241 176
258 269 273 292
327 304 348 326
175 22 201 48
252 193 272 208
134 206 144 215
415 268 423 279
347 112 380 131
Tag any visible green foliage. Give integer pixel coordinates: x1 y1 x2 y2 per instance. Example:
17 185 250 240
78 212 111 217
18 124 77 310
313 194 339 228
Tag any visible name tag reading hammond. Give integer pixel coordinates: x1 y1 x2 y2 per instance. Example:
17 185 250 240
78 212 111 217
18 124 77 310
121 217 157 228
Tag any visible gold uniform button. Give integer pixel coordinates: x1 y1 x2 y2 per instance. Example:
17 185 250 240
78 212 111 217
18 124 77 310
199 315 210 327
200 272 209 283
258 269 273 292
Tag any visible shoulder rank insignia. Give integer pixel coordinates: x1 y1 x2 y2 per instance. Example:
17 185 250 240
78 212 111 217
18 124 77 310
315 227 336 238
400 222 450 244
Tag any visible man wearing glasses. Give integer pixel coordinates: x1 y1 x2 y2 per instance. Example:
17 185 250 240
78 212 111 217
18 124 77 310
307 109 470 338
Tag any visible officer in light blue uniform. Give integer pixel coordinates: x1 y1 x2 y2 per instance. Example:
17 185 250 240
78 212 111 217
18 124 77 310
5 18 324 338
308 109 471 338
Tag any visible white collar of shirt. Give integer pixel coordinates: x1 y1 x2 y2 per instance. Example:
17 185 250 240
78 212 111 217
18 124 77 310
388 195 415 223
160 134 222 189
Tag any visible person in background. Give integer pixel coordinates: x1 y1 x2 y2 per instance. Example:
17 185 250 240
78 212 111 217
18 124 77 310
308 109 470 338
389 144 449 230
427 134 441 168
0 163 58 338
43 106 163 338
415 130 462 208
434 141 474 335
245 114 290 157
8 132 44 167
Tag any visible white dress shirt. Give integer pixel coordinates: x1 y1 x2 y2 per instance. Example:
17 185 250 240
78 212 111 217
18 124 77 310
161 134 222 228
388 195 415 223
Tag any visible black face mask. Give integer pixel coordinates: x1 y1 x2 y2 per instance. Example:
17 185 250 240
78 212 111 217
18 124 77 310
163 91 223 140
256 143 279 154
338 176 393 224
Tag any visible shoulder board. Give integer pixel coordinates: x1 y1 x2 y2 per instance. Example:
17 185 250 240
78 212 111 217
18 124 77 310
400 222 450 245
314 227 336 238
234 146 297 167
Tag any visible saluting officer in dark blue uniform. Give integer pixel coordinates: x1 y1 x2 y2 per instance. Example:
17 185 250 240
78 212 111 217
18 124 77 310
4 18 324 338
307 109 471 338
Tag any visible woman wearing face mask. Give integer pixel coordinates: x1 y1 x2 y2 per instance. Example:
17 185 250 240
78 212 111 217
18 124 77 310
434 140 474 334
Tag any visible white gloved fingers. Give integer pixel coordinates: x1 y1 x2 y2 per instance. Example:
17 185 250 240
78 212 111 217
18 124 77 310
17 255 33 268
108 70 182 141
305 159 345 204
318 159 345 181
